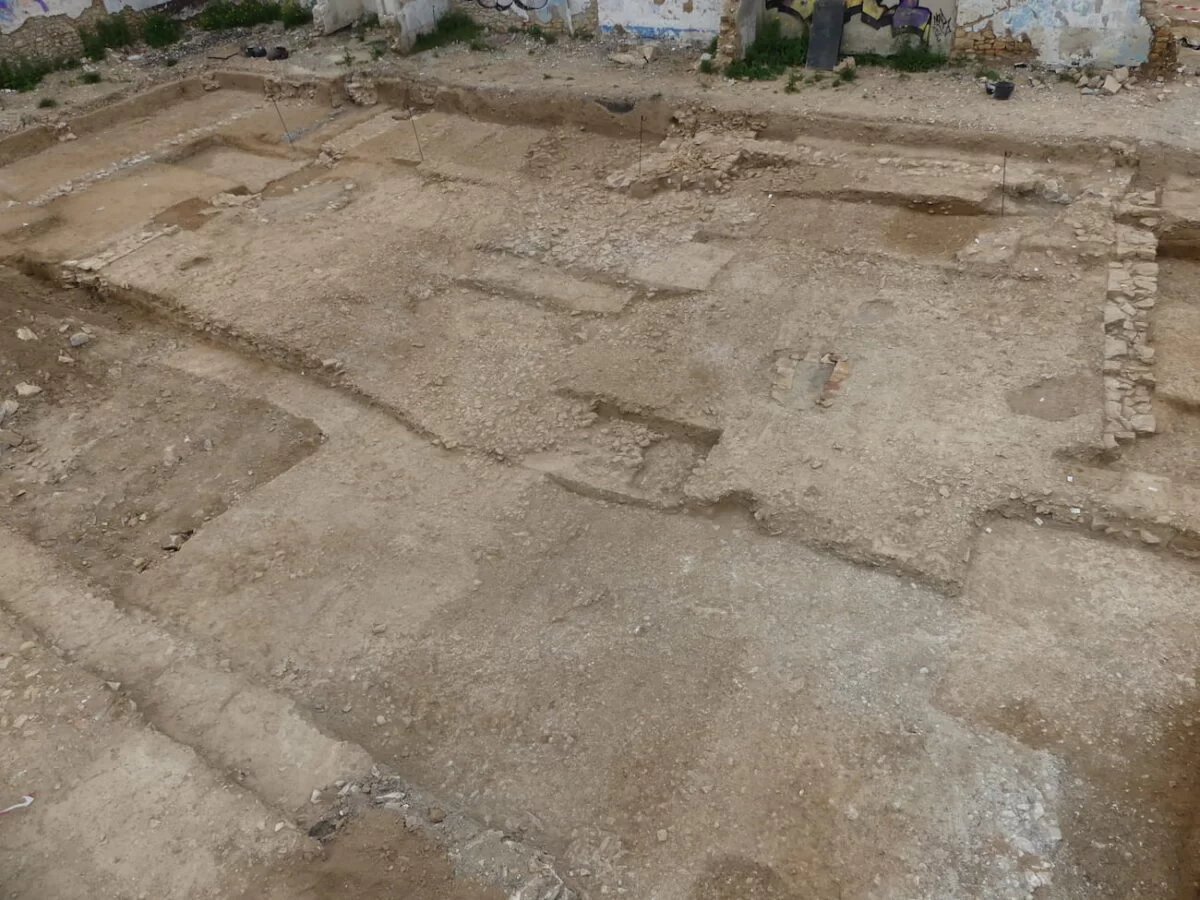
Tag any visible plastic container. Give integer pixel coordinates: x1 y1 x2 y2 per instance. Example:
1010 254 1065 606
992 81 1015 100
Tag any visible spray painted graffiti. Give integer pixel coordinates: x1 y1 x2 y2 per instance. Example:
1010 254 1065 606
468 0 585 31
766 0 935 42
1 0 79 31
930 6 952 40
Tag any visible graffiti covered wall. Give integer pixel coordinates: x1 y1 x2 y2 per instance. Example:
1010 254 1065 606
766 0 955 55
956 0 1150 65
0 0 89 35
459 0 591 32
598 0 720 41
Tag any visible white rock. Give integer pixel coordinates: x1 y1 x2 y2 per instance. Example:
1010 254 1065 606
1113 66 1130 84
609 52 647 67
1131 413 1157 433
14 383 41 397
15 327 37 341
1102 75 1122 95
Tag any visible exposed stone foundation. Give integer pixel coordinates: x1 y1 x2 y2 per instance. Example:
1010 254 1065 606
952 23 1035 58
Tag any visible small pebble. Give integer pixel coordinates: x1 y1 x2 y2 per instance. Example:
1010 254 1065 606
68 332 92 347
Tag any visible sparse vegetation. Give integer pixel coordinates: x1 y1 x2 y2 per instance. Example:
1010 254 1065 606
281 0 313 28
836 64 856 82
0 56 57 92
197 0 284 30
706 35 717 55
698 58 716 74
37 97 58 108
975 67 1001 81
723 18 808 81
409 9 483 53
784 69 800 92
527 23 557 43
468 35 491 51
855 41 946 72
79 12 134 60
142 12 184 47
370 40 387 59
80 70 103 84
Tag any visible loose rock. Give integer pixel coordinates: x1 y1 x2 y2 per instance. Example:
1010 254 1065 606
68 332 92 347
15 327 37 341
14 383 41 397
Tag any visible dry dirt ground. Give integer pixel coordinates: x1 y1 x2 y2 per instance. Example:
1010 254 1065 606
2 37 1200 900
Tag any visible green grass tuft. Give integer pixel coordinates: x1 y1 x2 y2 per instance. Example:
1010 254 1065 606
723 18 808 81
79 12 134 60
0 57 57 91
37 96 58 108
854 41 946 72
281 0 313 28
142 12 183 47
197 0 283 30
409 10 482 53
80 70 103 83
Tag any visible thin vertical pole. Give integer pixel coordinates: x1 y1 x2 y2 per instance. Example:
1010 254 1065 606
271 97 293 145
410 110 424 163
1001 151 1010 217
638 115 644 176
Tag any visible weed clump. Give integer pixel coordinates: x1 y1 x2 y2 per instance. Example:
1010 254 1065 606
79 13 134 60
723 18 807 81
197 0 284 30
142 12 184 47
855 41 946 72
0 57 57 91
409 10 482 53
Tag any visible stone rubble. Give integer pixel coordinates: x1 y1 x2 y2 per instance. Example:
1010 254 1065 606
1102 189 1160 449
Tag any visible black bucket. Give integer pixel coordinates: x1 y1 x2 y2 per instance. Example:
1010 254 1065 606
992 80 1015 100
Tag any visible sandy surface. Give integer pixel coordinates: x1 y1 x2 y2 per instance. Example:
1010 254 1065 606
0 30 1199 900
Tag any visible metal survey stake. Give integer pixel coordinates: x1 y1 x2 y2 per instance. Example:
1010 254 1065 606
410 109 424 162
271 97 293 146
1001 151 1010 217
638 115 644 176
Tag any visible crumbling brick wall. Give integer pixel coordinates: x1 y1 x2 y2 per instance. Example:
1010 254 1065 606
0 0 107 61
1143 3 1178 77
952 22 1035 56
0 0 193 61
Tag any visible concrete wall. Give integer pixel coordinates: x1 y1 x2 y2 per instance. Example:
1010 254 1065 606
598 0 720 41
1 0 92 35
452 0 593 33
956 0 1150 65
313 0 362 32
765 0 954 55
